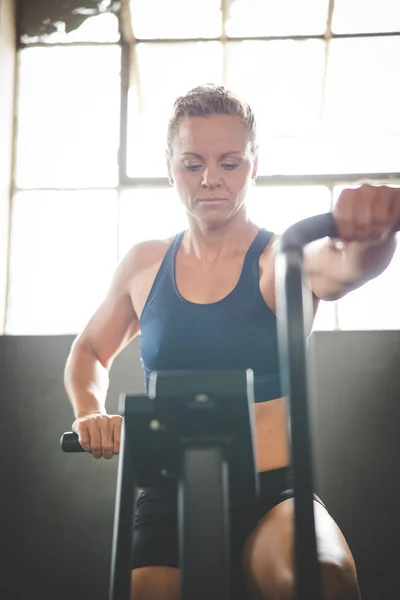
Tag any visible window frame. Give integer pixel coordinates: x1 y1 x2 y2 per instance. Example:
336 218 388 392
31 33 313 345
9 3 400 334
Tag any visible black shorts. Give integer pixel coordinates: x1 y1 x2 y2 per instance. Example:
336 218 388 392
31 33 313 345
132 467 326 598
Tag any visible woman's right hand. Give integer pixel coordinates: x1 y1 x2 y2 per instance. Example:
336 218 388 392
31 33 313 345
72 413 123 459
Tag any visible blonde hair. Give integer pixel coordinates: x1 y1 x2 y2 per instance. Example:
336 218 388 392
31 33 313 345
166 83 258 155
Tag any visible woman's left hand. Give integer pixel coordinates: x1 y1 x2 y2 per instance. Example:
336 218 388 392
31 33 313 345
333 184 400 243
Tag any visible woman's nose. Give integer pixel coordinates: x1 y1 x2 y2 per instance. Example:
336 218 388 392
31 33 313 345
201 167 222 188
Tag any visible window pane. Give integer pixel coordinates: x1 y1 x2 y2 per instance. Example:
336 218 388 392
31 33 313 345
224 37 400 175
312 300 336 331
332 0 400 34
333 184 400 330
324 37 400 136
22 13 120 44
226 40 325 137
257 134 400 176
318 36 400 175
337 243 400 329
6 191 118 335
225 39 326 176
16 46 121 189
247 184 331 232
127 42 223 178
130 0 222 39
118 187 187 257
226 0 330 37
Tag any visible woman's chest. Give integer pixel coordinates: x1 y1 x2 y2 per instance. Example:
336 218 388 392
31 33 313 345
175 251 276 309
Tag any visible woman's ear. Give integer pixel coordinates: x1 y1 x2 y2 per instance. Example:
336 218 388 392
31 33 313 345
252 154 258 178
166 153 173 181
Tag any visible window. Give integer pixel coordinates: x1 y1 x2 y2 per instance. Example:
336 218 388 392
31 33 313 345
118 187 187 257
20 11 120 44
130 0 222 39
6 191 118 334
333 185 400 330
127 41 223 178
225 0 330 37
332 0 400 34
16 45 121 189
6 1 400 334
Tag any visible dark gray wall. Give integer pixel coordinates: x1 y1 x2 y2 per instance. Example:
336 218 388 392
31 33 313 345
0 332 399 600
0 335 144 600
309 331 400 600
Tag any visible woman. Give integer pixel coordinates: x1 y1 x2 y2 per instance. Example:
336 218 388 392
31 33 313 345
65 84 399 599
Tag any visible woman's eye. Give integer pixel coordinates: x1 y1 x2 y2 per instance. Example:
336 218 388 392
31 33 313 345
185 164 202 171
184 163 239 172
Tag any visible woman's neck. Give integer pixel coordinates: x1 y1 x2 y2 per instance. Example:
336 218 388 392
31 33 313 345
182 213 259 264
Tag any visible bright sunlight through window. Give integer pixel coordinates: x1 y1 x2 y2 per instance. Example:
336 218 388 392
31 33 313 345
6 0 400 334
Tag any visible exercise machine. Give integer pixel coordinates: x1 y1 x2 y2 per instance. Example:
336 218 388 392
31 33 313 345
61 214 400 600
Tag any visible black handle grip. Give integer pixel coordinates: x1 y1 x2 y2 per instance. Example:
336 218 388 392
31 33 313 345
60 431 85 453
280 212 400 252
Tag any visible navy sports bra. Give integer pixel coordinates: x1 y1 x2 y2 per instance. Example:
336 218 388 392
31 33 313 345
139 229 281 403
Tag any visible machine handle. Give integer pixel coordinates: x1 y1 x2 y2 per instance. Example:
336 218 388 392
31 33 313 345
60 431 85 452
276 213 399 600
280 212 400 252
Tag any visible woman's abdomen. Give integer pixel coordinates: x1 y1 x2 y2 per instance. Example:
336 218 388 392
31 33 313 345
253 397 290 472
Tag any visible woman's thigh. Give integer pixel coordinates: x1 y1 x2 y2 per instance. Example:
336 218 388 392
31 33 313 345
132 487 181 599
130 470 296 600
131 566 180 600
242 498 360 600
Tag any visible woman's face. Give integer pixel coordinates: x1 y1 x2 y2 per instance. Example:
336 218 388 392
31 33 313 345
167 114 257 228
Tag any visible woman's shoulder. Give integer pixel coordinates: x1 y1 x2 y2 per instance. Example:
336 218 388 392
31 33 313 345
259 230 279 257
125 234 179 266
119 234 181 287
